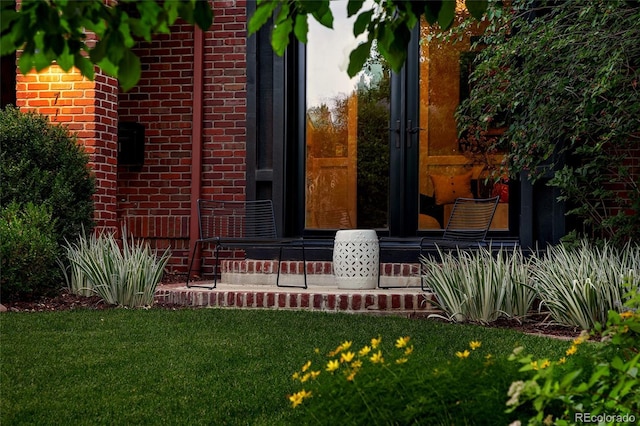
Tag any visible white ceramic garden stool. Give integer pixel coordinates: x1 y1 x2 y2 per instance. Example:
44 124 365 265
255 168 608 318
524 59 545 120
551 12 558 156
332 229 379 289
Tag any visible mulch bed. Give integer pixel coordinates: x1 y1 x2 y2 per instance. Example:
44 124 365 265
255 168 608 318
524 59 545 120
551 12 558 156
2 282 584 340
2 290 187 312
485 314 583 340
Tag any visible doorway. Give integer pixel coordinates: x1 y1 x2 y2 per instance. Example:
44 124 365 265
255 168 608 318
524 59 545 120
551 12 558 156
303 2 511 237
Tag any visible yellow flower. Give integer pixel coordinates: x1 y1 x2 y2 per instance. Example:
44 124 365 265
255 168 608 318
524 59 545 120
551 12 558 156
300 372 311 383
404 345 414 356
566 345 578 356
326 359 340 372
310 370 321 380
371 336 382 349
396 357 408 364
346 370 357 381
289 393 303 408
329 341 352 357
530 360 539 370
358 345 372 357
573 330 589 345
340 351 355 363
288 390 312 408
395 336 410 348
620 311 634 319
301 360 312 372
292 372 300 380
455 350 470 359
370 350 384 364
469 341 482 350
350 360 362 369
557 357 567 365
540 359 551 369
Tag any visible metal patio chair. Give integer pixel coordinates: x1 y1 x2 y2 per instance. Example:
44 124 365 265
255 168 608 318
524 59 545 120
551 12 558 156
378 196 500 289
186 199 307 289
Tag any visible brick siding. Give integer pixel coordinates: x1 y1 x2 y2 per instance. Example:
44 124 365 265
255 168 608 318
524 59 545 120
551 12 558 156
118 1 247 272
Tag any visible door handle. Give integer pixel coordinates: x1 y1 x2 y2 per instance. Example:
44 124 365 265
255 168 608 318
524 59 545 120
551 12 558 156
406 119 423 148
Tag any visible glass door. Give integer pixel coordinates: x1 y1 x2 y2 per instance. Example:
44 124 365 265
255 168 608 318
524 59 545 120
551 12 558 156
304 1 511 235
305 1 391 230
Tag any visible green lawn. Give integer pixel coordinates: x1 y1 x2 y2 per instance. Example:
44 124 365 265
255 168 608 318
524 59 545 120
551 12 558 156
1 308 586 425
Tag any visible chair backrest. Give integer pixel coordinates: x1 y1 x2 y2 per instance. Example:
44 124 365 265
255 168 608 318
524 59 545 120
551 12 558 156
442 196 500 242
197 199 278 240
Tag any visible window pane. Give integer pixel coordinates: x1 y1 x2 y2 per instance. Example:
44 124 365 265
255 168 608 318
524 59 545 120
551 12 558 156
418 5 510 230
306 1 390 230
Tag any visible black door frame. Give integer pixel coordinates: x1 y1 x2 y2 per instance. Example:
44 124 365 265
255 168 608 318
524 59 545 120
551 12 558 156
388 27 421 237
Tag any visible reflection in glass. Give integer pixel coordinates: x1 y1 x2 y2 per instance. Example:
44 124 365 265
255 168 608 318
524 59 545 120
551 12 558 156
418 3 509 230
306 1 390 230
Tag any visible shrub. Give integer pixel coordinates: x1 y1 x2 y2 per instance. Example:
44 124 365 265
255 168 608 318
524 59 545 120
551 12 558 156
0 202 59 302
506 273 640 424
421 246 536 323
530 241 640 330
63 229 170 307
456 0 640 245
0 105 95 247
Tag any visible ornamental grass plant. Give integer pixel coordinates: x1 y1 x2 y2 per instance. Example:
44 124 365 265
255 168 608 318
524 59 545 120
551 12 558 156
530 241 640 330
421 246 536 323
59 230 94 297
61 229 170 307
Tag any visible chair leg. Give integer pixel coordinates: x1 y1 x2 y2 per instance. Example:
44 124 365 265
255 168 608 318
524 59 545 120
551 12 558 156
186 242 199 288
276 246 283 287
301 241 307 289
186 242 217 290
276 242 307 289
213 245 221 289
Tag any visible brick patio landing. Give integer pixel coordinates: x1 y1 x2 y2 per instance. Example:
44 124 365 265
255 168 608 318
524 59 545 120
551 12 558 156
154 283 439 317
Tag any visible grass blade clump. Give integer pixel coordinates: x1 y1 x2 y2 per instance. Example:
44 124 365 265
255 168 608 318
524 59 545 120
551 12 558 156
500 247 537 321
63 229 170 307
421 248 536 323
421 246 534 324
530 240 640 330
58 230 94 297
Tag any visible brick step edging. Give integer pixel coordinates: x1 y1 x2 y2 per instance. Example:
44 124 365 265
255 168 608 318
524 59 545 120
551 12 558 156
222 260 422 276
155 288 437 314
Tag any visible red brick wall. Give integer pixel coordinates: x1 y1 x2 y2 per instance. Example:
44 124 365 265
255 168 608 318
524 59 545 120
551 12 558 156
200 1 248 202
118 0 247 273
16 66 119 233
117 23 196 271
